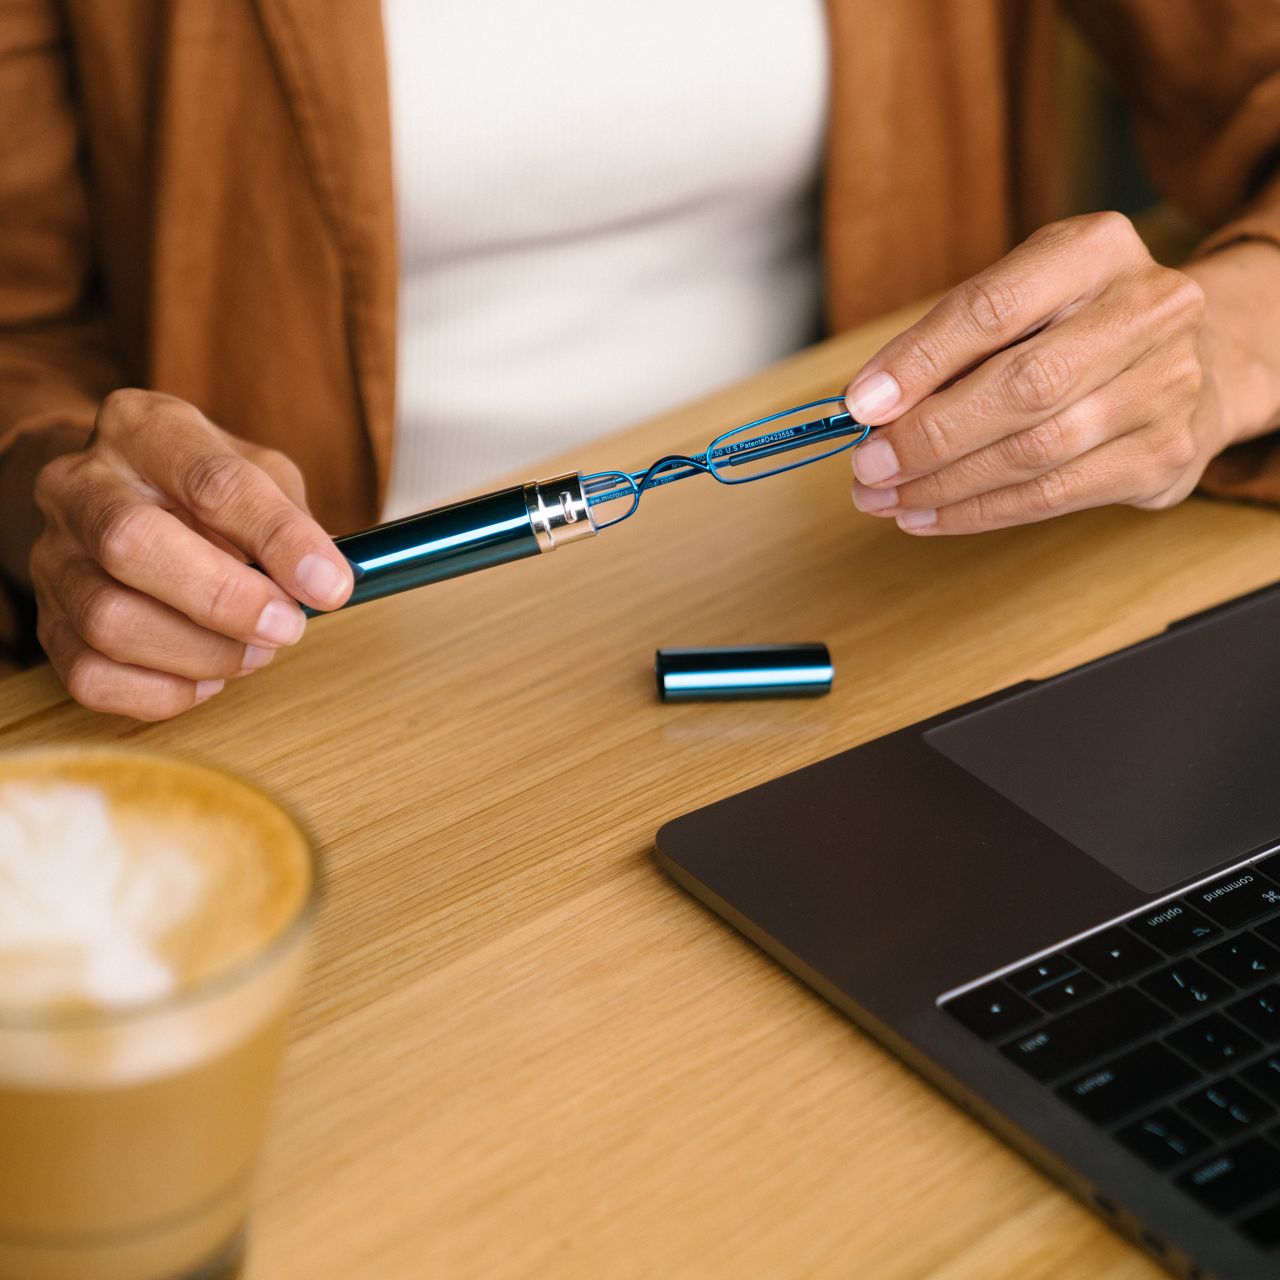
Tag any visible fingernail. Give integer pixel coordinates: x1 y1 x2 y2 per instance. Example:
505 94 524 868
296 553 348 608
852 482 899 514
194 679 225 704
255 600 306 647
853 438 900 486
845 371 901 423
239 644 275 674
896 508 938 532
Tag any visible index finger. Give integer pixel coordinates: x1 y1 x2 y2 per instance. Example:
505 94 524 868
115 401 353 612
59 464 312 649
842 213 1142 427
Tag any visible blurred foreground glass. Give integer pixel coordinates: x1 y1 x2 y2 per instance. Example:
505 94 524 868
0 749 317 1280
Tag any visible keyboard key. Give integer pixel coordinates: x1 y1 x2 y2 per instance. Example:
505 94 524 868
1031 971 1103 1014
1001 987 1172 1084
1069 927 1159 982
1167 1013 1261 1070
1257 916 1280 950
1243 1055 1280 1104
1199 935 1280 987
1008 953 1078 995
1140 960 1232 1015
1129 902 1220 955
1240 1199 1280 1250
945 981 1039 1040
1117 1107 1211 1171
1251 852 1280 884
1178 1139 1280 1214
1180 1078 1275 1139
1058 1043 1198 1126
1186 870 1280 928
1226 984 1280 1040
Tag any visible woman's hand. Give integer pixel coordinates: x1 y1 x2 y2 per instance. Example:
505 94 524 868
30 390 353 719
844 211 1229 534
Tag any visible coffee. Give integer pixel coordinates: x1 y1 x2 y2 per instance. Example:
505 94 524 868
0 749 314 1280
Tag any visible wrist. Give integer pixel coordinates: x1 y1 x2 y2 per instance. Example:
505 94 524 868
0 419 91 587
1183 240 1280 451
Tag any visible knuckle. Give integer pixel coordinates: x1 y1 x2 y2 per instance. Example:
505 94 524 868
257 445 302 484
1004 413 1067 474
1175 435 1199 470
1006 347 1073 413
205 568 252 628
32 454 73 516
1133 482 1178 511
95 387 150 431
76 582 130 651
27 535 53 586
61 643 188 721
1084 209 1138 250
1182 353 1205 399
267 450 307 500
912 406 953 467
1160 270 1206 324
62 648 111 712
1165 346 1204 400
896 472 943 509
95 390 203 454
968 488 1004 529
183 452 254 516
1030 467 1069 514
254 508 304 565
1025 220 1064 248
1161 424 1199 472
95 503 158 573
1179 275 1206 321
35 608 59 660
901 329 950 384
960 275 1021 338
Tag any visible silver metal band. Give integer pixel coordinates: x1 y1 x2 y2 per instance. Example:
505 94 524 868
524 472 598 553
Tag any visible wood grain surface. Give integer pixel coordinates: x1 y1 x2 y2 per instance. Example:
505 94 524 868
4 299 1280 1279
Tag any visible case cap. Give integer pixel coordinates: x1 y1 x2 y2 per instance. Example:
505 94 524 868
655 643 833 702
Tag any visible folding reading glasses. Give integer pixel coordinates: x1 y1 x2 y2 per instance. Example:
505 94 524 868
297 397 871 613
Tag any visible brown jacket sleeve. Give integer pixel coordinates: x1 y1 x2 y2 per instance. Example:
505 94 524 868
1065 0 1280 505
0 2 124 661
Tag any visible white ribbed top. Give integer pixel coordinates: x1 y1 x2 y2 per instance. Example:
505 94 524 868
382 0 829 517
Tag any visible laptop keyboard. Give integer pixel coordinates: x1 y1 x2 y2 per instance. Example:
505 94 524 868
942 850 1280 1251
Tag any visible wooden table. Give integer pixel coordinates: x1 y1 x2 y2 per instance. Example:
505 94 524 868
4 301 1280 1280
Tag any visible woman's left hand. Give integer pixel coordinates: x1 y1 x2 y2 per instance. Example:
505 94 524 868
844 211 1228 534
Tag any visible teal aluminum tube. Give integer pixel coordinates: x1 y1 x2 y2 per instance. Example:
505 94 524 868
655 643 833 702
300 472 597 615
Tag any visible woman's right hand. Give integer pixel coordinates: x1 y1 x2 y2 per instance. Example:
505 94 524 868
30 389 354 720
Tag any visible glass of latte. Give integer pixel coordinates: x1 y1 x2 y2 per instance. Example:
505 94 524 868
0 748 316 1280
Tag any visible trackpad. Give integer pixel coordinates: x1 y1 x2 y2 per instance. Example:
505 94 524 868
925 591 1280 895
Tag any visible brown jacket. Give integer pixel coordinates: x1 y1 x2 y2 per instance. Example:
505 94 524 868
0 1 1278 653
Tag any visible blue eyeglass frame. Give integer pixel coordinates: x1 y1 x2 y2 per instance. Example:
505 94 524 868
581 396 872 528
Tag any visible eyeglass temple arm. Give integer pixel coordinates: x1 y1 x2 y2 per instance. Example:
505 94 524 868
712 409 865 474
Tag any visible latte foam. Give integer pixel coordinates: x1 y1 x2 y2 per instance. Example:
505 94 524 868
0 749 312 1015
0 780 207 1007
0 750 313 1088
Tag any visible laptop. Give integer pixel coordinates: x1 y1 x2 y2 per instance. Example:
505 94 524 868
655 580 1280 1280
